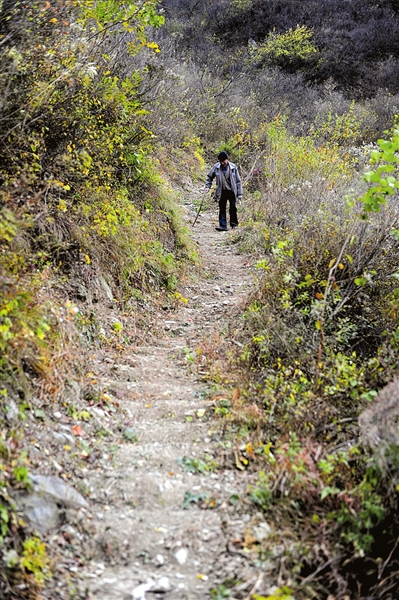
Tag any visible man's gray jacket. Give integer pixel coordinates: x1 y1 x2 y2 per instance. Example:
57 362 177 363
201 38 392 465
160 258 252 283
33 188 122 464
205 161 243 202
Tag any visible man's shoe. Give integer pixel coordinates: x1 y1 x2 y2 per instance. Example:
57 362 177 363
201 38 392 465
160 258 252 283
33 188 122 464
231 224 238 228
216 226 228 231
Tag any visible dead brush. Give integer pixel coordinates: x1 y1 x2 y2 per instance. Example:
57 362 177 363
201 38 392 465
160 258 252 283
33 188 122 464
237 195 399 373
195 332 228 382
2 279 84 405
230 397 266 430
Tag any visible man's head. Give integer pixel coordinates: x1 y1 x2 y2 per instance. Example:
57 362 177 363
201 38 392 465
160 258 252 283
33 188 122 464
218 151 229 167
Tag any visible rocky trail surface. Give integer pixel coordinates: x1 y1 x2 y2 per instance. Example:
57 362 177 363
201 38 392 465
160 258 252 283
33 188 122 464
54 196 272 600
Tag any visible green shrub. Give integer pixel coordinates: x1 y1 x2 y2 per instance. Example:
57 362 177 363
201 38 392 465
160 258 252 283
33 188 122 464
249 25 318 72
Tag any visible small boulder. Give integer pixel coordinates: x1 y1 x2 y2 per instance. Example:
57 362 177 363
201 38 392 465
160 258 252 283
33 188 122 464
16 493 61 533
29 474 89 509
12 475 89 533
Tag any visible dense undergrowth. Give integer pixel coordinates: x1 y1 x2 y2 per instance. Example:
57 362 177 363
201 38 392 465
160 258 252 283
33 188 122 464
199 121 399 598
0 1 200 595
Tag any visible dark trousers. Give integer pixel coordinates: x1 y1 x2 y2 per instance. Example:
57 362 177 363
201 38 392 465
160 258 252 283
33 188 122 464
219 190 238 229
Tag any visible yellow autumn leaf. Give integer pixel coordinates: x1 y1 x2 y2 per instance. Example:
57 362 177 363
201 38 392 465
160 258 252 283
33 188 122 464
328 258 336 268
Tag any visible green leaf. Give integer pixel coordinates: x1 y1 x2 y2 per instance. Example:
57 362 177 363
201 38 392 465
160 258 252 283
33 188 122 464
379 140 394 151
370 150 381 161
377 163 395 173
354 276 367 286
321 486 340 500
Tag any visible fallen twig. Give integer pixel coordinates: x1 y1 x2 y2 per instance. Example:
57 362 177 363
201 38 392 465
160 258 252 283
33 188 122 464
243 572 264 600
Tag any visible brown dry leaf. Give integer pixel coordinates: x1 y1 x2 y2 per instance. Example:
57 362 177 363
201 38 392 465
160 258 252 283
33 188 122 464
244 529 257 549
71 425 84 437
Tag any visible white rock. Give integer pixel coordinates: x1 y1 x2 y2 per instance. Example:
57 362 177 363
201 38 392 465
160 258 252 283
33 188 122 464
271 544 285 557
253 522 272 542
6 399 20 422
175 548 188 565
153 577 171 593
52 431 75 446
59 424 72 432
132 579 154 599
155 554 165 566
52 460 63 473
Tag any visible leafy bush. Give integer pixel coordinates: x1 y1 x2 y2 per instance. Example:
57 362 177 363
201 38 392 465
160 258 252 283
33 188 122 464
236 120 399 378
0 0 196 388
249 25 318 72
249 434 398 596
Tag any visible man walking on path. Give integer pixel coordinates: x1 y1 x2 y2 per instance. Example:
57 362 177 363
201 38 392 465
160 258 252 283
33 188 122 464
204 151 243 231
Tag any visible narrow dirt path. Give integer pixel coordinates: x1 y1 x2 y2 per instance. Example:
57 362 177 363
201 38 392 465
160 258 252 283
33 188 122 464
78 196 266 599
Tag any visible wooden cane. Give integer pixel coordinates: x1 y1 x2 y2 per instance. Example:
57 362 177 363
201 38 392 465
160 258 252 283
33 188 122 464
192 190 207 227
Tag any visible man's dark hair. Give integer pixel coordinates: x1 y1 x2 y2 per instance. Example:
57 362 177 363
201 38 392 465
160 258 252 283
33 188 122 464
218 151 229 161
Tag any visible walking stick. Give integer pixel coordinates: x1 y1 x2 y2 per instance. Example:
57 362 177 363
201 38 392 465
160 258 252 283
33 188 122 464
192 190 207 227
